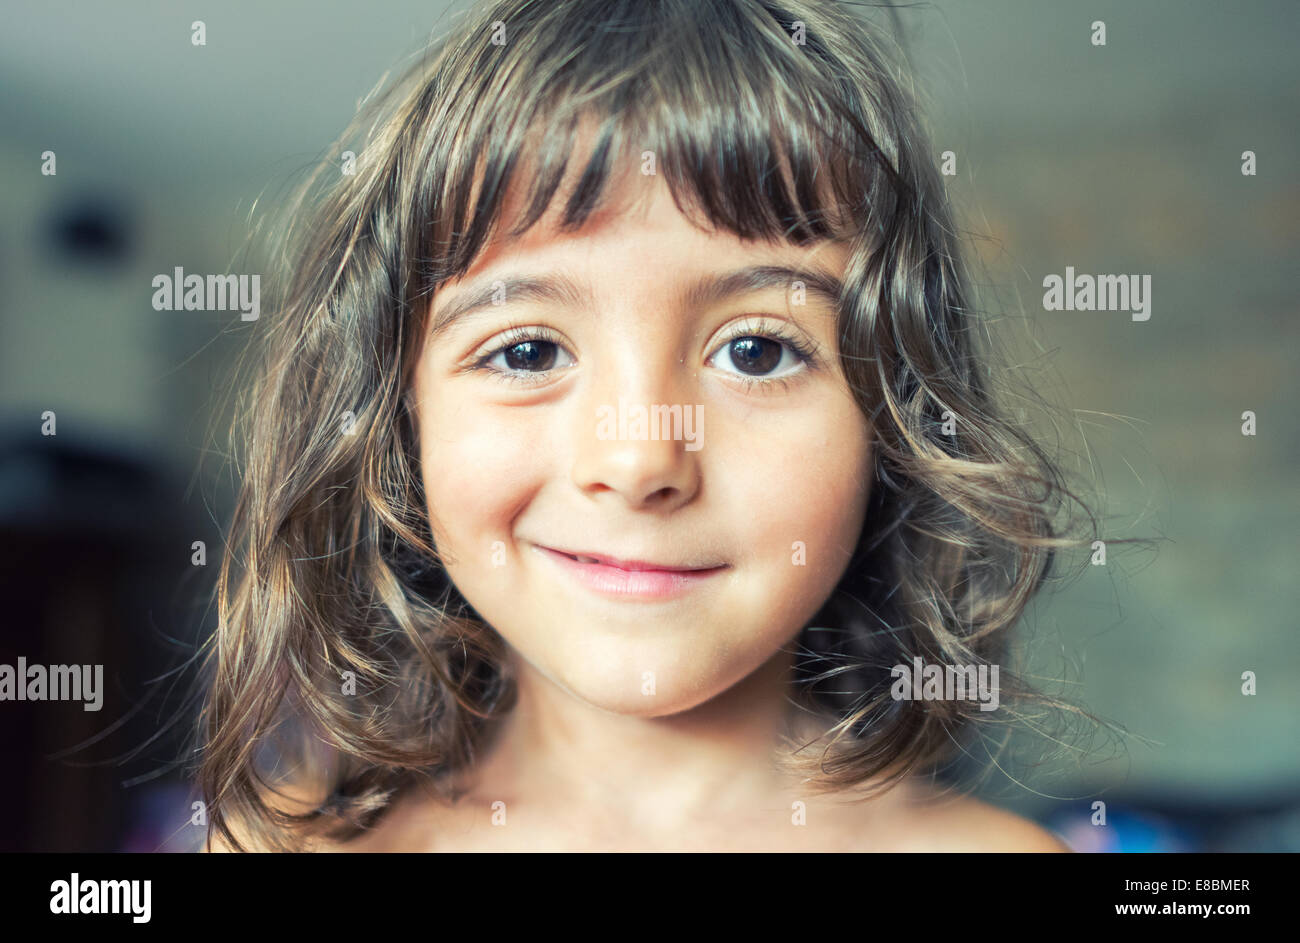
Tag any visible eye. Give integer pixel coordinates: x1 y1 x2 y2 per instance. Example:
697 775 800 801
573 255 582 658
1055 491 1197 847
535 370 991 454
474 328 575 384
707 326 817 381
492 339 563 372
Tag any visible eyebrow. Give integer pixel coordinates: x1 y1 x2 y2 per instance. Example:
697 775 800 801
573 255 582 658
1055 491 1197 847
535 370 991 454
428 263 845 339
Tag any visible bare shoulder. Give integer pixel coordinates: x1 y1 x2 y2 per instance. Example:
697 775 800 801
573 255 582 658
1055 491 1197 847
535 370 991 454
200 818 263 853
931 796 1071 852
876 779 1072 852
314 783 464 853
199 779 437 853
200 832 231 853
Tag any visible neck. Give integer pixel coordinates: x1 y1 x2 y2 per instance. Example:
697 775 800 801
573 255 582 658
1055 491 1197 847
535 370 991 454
459 645 823 829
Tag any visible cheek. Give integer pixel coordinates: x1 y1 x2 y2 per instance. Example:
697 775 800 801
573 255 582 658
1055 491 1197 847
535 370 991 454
720 395 872 590
415 382 546 556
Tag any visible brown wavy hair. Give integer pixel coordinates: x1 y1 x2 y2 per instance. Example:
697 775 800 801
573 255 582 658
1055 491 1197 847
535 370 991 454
195 0 1108 852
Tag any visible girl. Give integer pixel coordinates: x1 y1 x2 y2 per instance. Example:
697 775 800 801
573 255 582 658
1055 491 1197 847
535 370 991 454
199 0 1096 852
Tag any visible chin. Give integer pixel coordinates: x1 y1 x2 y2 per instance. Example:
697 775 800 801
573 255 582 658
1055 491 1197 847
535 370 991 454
537 635 771 719
562 676 729 718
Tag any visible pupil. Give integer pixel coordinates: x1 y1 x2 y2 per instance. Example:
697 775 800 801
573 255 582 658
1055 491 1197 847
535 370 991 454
731 337 779 374
504 341 556 371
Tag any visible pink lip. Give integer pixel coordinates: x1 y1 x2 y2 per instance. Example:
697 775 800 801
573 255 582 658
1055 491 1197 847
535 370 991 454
534 545 728 599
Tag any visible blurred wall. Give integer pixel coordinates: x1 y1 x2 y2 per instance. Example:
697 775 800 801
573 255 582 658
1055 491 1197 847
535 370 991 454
906 2 1299 836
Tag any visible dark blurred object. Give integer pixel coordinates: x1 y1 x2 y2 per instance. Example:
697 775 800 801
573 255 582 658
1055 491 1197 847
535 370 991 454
0 428 205 851
43 193 134 266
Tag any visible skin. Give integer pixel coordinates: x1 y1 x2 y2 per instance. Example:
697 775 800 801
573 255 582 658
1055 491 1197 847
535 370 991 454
409 156 874 831
213 150 1069 853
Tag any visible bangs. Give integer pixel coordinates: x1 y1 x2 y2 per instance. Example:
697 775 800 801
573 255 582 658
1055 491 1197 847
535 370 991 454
411 0 907 294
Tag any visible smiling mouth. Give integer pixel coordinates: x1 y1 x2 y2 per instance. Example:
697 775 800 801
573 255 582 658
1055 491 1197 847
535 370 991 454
533 544 729 599
542 546 726 572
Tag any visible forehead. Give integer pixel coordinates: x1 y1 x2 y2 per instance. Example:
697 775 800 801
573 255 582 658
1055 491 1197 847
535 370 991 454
448 164 850 310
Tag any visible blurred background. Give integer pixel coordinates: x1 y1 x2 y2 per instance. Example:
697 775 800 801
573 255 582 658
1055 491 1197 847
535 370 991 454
0 0 1295 852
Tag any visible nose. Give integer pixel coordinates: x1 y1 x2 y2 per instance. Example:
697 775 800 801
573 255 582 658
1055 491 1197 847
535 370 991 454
570 359 702 512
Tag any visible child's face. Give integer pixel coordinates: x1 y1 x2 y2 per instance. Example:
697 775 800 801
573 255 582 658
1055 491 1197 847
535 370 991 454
410 166 873 717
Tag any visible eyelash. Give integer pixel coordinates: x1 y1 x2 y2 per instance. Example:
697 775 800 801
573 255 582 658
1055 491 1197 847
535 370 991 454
468 325 571 388
716 319 820 393
469 320 821 391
